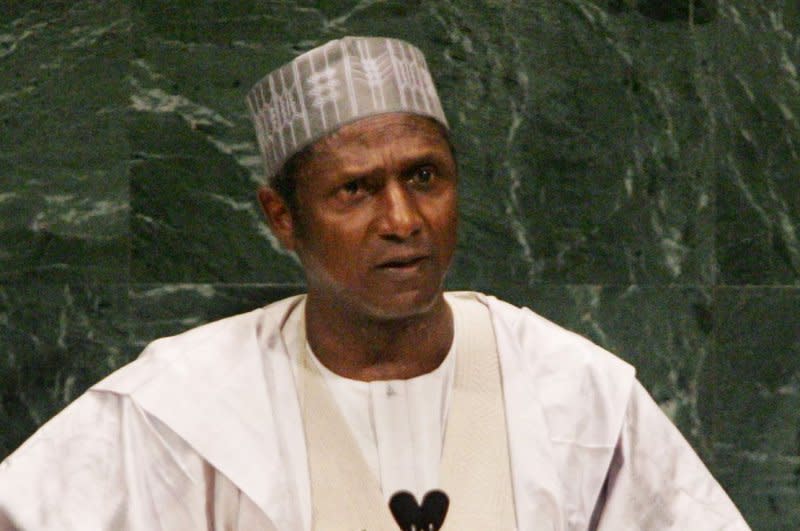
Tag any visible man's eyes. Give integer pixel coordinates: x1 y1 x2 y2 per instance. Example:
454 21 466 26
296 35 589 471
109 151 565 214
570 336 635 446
342 179 363 195
333 179 367 203
408 165 437 186
333 166 439 201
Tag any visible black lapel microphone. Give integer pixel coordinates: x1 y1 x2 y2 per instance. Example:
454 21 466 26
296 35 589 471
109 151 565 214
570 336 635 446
388 490 449 531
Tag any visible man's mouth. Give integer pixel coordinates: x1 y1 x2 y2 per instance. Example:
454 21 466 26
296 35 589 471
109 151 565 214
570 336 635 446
376 255 428 269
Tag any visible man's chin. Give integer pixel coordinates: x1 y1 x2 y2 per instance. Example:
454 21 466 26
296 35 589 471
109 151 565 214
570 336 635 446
357 289 444 322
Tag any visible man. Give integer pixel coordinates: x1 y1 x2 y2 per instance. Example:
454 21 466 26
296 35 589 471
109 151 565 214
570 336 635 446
0 36 748 530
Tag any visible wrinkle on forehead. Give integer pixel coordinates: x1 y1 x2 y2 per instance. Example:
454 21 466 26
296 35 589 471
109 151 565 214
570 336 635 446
304 113 450 175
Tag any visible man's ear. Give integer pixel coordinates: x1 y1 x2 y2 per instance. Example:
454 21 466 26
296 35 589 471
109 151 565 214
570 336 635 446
257 186 297 251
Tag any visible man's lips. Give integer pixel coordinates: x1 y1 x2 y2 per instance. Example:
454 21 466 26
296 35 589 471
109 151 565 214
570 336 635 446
375 254 429 269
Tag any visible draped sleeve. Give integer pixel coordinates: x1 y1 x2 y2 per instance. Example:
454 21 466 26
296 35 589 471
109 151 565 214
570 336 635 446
0 390 274 531
592 381 750 530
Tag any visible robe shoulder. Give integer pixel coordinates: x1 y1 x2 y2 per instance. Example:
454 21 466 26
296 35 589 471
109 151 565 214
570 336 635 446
477 292 637 448
481 292 635 379
92 295 304 397
470 292 750 530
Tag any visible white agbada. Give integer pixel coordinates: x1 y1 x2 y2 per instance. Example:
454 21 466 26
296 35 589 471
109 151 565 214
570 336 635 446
0 292 750 530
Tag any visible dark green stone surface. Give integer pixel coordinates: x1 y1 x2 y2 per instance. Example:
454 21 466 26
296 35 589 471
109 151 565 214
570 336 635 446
706 288 800 530
1 1 798 529
0 283 131 457
0 1 131 283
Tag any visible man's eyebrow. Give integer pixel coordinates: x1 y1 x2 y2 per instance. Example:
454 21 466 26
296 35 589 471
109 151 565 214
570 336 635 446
399 150 452 169
332 148 451 177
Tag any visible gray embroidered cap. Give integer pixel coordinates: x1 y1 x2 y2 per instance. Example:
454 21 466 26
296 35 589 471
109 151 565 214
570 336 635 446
246 36 449 180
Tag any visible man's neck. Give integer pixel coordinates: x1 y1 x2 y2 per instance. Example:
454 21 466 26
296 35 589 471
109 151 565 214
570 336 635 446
304 293 454 382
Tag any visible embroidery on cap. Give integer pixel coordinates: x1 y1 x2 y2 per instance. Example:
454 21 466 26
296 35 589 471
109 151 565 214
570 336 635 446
306 66 341 108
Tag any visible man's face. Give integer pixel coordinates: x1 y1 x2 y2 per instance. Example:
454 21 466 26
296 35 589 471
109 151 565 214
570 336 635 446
271 113 458 321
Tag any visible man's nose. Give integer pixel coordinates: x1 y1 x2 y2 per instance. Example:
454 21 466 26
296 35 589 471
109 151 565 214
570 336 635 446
378 180 422 241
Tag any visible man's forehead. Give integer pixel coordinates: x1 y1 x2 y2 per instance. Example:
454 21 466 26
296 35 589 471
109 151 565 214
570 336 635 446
316 114 446 152
305 114 451 170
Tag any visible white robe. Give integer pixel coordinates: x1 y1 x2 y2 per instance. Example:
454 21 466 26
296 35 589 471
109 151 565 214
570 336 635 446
0 292 750 530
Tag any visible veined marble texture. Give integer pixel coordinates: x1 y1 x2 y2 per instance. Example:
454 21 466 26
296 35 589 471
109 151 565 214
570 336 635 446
1 1 798 529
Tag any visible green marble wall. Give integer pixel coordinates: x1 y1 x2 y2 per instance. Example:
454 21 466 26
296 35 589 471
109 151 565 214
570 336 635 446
1 1 798 528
